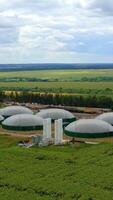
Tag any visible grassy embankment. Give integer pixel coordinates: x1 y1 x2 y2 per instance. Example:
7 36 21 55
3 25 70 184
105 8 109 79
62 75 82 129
0 135 113 199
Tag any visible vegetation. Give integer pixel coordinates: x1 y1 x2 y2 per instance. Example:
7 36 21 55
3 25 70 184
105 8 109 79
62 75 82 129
0 69 113 108
0 70 113 96
0 82 113 98
1 81 113 92
0 91 113 109
1 69 113 199
0 135 113 199
1 69 113 81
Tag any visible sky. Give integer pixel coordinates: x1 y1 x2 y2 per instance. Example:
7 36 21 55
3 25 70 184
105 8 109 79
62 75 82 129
0 0 113 63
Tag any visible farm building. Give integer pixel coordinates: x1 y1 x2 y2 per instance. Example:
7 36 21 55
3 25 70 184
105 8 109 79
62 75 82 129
36 108 76 125
2 114 43 131
64 119 113 138
0 106 33 118
96 112 113 125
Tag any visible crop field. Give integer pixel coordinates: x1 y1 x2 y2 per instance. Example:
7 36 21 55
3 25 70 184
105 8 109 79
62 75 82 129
0 135 113 200
0 69 113 99
1 81 113 98
0 69 113 92
1 81 113 90
1 69 113 81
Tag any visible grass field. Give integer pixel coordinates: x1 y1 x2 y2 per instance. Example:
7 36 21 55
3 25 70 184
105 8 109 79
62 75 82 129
0 69 113 95
1 81 113 97
0 69 113 81
1 69 113 80
1 81 113 90
0 135 113 199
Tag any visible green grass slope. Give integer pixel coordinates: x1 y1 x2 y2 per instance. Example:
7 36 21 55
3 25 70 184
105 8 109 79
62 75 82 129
0 136 113 199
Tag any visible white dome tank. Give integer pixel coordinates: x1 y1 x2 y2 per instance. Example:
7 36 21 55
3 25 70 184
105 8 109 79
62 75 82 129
64 119 113 138
96 112 113 125
36 108 76 124
0 115 4 122
2 114 43 131
0 106 33 117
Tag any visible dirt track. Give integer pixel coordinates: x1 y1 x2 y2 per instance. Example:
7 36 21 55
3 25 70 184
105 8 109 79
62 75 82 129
1 127 113 143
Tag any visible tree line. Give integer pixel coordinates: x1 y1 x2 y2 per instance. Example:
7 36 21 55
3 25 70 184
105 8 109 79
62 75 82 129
0 91 113 109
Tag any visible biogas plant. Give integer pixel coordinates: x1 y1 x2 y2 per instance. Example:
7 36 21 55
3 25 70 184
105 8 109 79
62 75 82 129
1 106 113 147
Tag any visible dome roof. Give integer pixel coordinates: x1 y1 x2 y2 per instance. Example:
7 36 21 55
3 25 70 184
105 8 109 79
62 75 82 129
2 114 43 131
0 106 33 117
64 119 113 138
36 108 75 122
96 112 113 125
0 115 4 122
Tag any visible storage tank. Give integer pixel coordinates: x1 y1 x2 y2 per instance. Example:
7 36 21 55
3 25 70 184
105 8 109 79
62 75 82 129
0 106 33 118
36 108 76 125
0 115 4 123
64 119 113 138
96 112 113 125
2 114 43 131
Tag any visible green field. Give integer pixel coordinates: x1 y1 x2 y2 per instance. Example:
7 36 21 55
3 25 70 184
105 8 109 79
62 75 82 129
0 69 113 97
1 81 113 97
1 69 113 81
1 81 113 90
1 135 113 200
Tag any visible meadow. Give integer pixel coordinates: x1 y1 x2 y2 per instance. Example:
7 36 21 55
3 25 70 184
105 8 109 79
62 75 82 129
1 81 113 90
0 69 113 81
0 135 113 200
0 69 113 97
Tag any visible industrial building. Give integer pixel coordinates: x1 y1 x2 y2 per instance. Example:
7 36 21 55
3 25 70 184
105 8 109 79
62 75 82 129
64 119 113 138
2 114 43 131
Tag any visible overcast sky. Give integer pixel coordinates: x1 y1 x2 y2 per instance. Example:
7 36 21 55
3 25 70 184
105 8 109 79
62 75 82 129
0 0 113 63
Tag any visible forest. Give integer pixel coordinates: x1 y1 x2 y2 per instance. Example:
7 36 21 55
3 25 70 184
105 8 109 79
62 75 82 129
0 91 113 109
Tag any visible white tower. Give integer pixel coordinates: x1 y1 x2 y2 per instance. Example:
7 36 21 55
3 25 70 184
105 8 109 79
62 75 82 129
43 118 52 140
55 119 63 145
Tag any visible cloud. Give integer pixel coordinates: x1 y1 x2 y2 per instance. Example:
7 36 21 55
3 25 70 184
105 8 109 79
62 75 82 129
0 0 113 63
88 0 113 15
62 0 113 15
